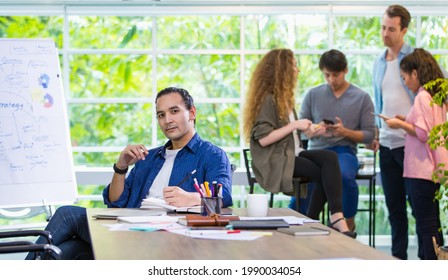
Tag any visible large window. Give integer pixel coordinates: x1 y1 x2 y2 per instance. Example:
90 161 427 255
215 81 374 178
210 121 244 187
1 3 447 237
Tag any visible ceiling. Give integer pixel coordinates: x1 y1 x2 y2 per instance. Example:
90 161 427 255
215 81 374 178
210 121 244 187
0 0 444 4
0 0 445 9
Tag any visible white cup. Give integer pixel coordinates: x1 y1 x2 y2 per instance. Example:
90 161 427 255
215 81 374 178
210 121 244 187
246 194 269 217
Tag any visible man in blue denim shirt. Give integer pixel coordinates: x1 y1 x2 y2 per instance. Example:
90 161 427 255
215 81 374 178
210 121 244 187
104 87 232 208
371 5 414 260
26 87 232 260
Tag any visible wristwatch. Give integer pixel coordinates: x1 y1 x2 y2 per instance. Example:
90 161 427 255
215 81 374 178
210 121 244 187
113 163 128 174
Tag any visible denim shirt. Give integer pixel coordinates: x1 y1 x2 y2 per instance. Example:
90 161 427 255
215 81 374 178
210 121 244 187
372 43 414 127
103 133 233 208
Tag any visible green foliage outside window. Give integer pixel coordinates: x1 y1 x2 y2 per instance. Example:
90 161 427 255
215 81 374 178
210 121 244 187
333 16 383 50
157 54 240 99
157 16 240 49
0 16 63 47
433 55 448 72
245 14 328 50
70 103 153 149
345 55 377 96
70 54 153 98
69 16 152 49
421 16 448 50
296 54 325 95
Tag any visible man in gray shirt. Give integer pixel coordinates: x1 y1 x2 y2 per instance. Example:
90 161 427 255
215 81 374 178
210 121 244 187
299 49 375 231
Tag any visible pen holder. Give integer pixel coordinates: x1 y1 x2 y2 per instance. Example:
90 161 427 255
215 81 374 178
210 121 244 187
201 196 222 216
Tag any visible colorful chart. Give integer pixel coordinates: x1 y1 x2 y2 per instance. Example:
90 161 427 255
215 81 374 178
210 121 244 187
43 93 54 108
39 73 50 88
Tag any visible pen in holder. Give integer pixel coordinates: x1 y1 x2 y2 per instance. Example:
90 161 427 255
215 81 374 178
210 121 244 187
201 196 222 216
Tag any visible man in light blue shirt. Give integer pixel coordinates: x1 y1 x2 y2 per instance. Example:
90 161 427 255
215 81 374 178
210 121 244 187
371 5 414 260
27 87 233 260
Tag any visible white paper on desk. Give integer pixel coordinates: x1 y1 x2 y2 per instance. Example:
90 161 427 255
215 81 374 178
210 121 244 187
105 222 187 231
117 215 181 224
141 197 201 213
191 233 261 241
239 216 319 225
169 229 261 241
92 209 166 219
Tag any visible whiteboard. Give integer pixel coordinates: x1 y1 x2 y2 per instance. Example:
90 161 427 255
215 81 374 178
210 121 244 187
0 39 77 208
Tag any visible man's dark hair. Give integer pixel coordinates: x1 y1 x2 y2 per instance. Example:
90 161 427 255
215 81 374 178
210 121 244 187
156 87 194 109
319 49 347 72
385 5 411 30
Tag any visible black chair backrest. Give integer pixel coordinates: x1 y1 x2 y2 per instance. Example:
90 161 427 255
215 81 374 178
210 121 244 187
242 149 257 194
243 148 310 209
230 163 237 181
230 163 237 172
0 229 61 260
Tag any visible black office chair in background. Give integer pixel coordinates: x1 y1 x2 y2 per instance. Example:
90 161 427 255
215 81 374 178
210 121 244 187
355 148 378 247
0 229 61 260
230 164 237 175
242 148 310 209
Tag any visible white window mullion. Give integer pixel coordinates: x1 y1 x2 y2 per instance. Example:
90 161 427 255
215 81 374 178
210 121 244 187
416 14 422 48
151 15 158 147
63 6 70 107
328 4 334 49
239 14 246 164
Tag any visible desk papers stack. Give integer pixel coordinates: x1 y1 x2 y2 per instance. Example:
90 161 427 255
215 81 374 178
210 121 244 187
141 197 201 213
92 209 165 219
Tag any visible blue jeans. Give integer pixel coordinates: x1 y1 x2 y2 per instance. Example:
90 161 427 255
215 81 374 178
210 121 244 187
25 205 93 260
326 146 359 218
289 146 358 218
379 145 410 260
405 178 443 260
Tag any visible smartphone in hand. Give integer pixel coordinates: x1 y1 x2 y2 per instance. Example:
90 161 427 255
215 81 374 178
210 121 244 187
322 119 335 125
370 112 390 121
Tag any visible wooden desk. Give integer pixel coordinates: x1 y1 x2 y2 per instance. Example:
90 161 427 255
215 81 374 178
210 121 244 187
87 208 395 260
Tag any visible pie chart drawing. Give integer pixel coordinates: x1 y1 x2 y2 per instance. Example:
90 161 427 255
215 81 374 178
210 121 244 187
43 93 53 108
39 73 50 88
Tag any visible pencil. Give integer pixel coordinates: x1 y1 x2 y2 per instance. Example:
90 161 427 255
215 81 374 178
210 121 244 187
177 169 196 187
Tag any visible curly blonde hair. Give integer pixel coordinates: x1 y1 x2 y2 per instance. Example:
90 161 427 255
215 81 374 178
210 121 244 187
243 48 297 142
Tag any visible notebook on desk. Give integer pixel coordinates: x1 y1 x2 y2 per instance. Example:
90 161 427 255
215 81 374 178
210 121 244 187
228 219 289 229
278 226 330 236
140 197 202 213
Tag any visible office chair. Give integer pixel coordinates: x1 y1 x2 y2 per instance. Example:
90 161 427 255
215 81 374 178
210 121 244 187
0 229 62 260
355 148 377 247
230 164 237 174
242 148 310 208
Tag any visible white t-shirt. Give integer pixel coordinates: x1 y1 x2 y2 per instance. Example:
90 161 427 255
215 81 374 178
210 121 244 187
380 59 412 149
147 148 181 199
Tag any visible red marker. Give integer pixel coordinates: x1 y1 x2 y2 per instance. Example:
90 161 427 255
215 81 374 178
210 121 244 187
193 178 204 197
